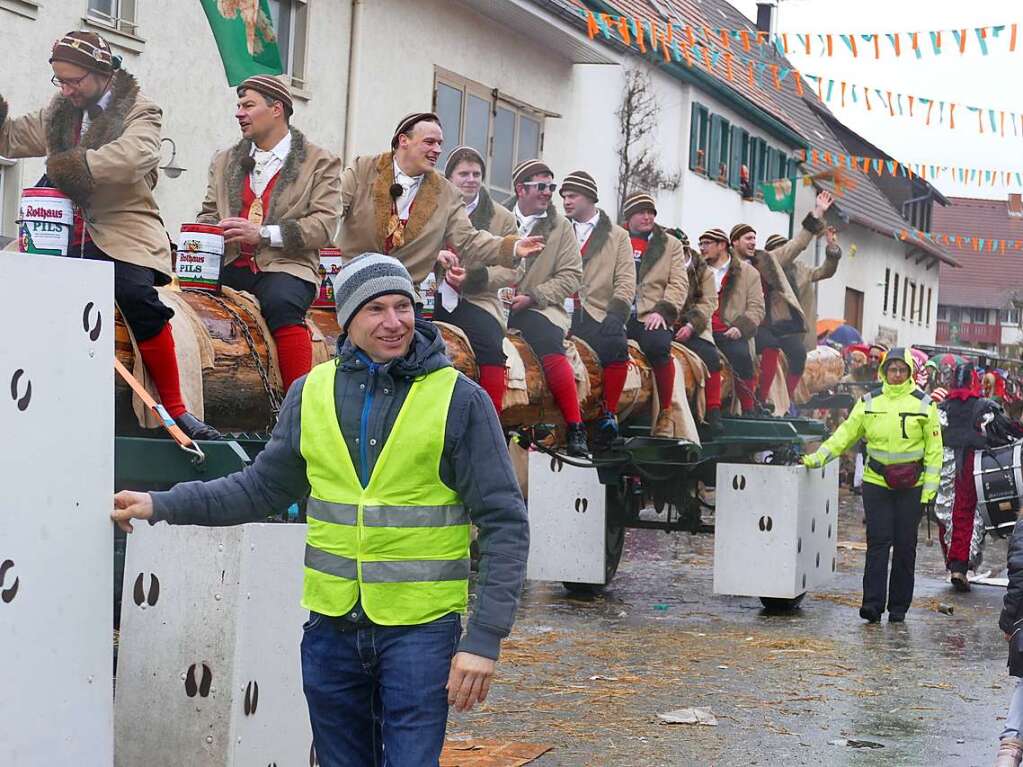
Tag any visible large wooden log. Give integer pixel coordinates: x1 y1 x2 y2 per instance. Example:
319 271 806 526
115 302 833 434
115 291 332 434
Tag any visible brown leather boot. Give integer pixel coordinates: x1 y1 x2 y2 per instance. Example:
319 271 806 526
994 737 1023 767
652 408 675 438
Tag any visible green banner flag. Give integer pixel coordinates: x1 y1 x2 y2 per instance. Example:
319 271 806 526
759 178 795 213
200 0 283 86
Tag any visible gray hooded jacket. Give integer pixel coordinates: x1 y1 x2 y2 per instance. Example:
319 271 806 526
150 320 528 659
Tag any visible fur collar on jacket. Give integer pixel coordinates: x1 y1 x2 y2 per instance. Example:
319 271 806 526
636 224 667 281
43 70 143 204
468 188 496 230
225 127 308 222
370 152 442 251
581 208 612 258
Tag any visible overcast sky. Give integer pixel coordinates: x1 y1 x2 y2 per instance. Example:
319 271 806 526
730 0 1022 201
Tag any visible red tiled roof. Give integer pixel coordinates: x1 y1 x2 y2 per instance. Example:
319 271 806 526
934 197 1023 308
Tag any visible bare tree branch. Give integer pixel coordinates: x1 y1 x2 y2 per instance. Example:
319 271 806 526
616 67 681 221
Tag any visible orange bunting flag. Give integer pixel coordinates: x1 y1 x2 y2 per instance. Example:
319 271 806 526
811 149 820 165
926 101 935 125
701 45 713 72
959 29 968 53
634 17 646 52
1011 23 1018 52
616 16 631 46
719 29 730 48
739 28 751 51
886 91 895 117
908 95 914 116
864 88 872 111
848 34 857 57
950 103 956 129
782 33 789 53
793 71 804 96
723 51 734 81
826 34 833 56
585 11 599 39
911 32 919 52
756 31 769 46
892 33 901 56
872 34 880 59
770 64 781 90
840 81 847 107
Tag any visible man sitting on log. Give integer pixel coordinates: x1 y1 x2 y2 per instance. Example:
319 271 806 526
700 228 765 415
762 192 839 355
197 75 342 392
483 159 586 455
431 146 517 417
731 200 828 412
0 31 219 439
561 171 635 445
337 112 542 293
622 193 689 438
675 232 723 433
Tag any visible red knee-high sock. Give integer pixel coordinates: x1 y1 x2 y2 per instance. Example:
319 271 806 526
273 324 313 392
478 364 506 417
136 323 187 418
602 361 629 414
785 371 802 398
758 347 780 401
705 370 723 410
738 379 757 413
541 354 582 424
653 361 675 411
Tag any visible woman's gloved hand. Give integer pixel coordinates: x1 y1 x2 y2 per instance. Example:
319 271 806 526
802 452 825 469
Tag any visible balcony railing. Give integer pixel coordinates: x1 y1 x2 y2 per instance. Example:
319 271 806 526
936 320 1002 345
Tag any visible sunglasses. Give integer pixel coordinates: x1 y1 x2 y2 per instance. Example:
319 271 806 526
522 182 557 193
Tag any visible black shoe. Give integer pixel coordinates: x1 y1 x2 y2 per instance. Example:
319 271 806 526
950 571 971 592
888 613 906 623
565 422 589 457
174 411 223 441
593 410 619 449
859 606 882 623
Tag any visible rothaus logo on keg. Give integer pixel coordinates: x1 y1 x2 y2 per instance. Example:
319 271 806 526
22 204 68 221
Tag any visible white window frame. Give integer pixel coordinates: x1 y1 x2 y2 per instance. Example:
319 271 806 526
434 69 546 205
86 0 137 37
0 156 16 241
268 0 309 91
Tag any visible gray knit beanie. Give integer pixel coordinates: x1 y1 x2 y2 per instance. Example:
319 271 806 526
334 253 415 330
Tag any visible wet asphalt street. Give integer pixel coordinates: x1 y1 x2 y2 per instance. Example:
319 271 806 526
448 490 1015 766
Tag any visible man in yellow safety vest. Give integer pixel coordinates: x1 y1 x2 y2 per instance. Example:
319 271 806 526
112 253 529 766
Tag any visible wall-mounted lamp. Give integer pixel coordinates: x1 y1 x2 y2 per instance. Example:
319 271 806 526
159 137 186 179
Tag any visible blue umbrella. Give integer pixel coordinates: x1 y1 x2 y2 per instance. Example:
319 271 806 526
826 324 864 347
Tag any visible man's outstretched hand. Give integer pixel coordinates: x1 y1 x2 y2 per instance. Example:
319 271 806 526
112 491 154 533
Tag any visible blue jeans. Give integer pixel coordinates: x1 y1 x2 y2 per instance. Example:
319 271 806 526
301 612 462 766
1003 678 1023 740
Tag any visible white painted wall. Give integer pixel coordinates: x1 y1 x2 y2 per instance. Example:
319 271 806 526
348 0 574 162
0 2 350 234
812 224 939 348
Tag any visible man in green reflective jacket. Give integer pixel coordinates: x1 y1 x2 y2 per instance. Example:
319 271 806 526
112 253 529 766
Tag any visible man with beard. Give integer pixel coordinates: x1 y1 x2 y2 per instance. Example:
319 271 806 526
0 31 219 439
197 75 341 392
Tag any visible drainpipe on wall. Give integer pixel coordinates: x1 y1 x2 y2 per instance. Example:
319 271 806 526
341 0 363 165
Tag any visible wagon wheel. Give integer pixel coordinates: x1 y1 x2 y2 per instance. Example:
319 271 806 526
562 481 631 594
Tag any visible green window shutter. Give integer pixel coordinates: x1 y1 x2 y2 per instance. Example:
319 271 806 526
708 115 722 180
689 103 709 173
717 118 731 182
766 148 780 181
728 126 745 188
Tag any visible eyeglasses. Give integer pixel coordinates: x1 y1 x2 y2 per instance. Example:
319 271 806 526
51 72 92 89
522 182 557 193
